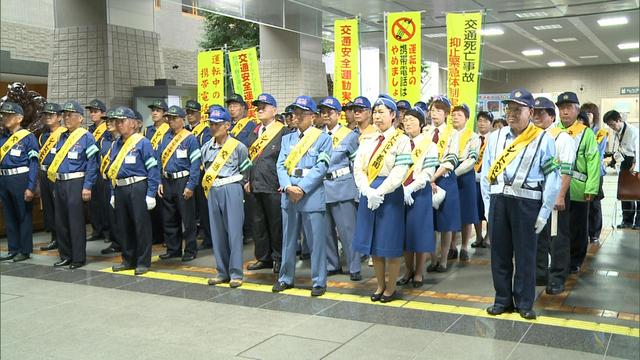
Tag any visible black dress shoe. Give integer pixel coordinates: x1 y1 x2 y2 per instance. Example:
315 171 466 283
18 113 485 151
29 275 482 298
617 223 633 229
436 264 448 273
87 235 105 242
181 254 196 262
100 246 120 255
426 262 439 272
69 262 85 269
54 259 72 267
134 266 149 275
247 261 273 271
633 224 640 230
159 252 181 260
0 253 17 261
327 269 342 277
350 272 362 281
545 283 565 295
112 263 135 272
459 249 470 261
273 262 281 274
569 265 581 274
40 241 58 251
486 305 515 316
272 281 293 292
197 242 212 251
380 291 398 303
412 278 424 288
311 286 326 297
370 291 384 302
519 309 537 320
447 248 458 260
396 274 413 286
13 254 30 262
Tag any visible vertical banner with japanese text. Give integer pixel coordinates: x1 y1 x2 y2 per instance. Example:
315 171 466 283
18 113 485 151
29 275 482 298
447 12 483 130
229 47 262 118
333 18 360 114
386 11 421 104
197 50 225 113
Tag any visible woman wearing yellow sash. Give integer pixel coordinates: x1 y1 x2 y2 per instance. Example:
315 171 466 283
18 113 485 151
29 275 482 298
353 95 412 303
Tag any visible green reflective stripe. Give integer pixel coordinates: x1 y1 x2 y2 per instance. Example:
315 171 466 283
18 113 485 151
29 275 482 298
28 149 38 159
348 152 357 161
317 152 331 165
560 162 573 175
395 154 412 161
85 145 99 158
145 157 157 169
189 148 201 163
239 158 252 172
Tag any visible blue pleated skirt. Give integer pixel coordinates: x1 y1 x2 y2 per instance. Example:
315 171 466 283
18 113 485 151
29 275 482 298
434 173 461 232
457 170 479 225
353 177 405 258
405 186 435 253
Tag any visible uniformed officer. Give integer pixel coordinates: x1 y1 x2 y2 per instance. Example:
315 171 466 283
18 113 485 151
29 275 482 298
156 105 201 261
272 95 332 296
0 102 39 262
318 96 361 281
49 101 99 269
226 93 256 147
481 89 560 320
283 105 296 131
134 110 144 133
245 93 286 273
351 96 376 143
532 97 576 295
109 106 160 275
185 100 212 145
556 92 600 273
98 109 123 255
344 101 357 130
395 100 411 128
85 99 109 242
202 107 251 288
146 99 170 245
472 111 493 248
37 102 64 251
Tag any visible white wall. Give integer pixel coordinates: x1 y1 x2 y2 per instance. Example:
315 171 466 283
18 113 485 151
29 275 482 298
1 0 54 28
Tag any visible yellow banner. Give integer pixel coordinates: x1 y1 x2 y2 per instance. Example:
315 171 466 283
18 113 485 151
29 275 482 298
386 11 421 104
447 12 483 131
229 47 262 119
334 18 360 119
197 50 225 115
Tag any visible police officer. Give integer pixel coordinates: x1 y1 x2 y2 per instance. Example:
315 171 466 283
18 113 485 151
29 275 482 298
344 101 357 130
318 96 361 281
134 110 144 133
396 99 411 127
0 102 39 262
109 106 160 275
273 96 332 296
37 103 64 251
351 96 376 143
98 109 123 255
556 92 600 273
85 99 109 242
245 93 286 273
157 105 201 261
202 107 251 287
226 93 256 147
146 99 170 245
532 97 576 295
50 101 99 269
481 89 560 320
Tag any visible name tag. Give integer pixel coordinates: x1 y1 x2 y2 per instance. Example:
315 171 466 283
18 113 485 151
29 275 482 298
176 149 188 159
68 151 78 160
51 147 57 154
125 155 136 164
10 149 21 157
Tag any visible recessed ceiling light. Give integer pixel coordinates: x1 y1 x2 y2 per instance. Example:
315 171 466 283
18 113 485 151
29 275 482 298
630 56 639 62
618 42 639 50
533 24 562 31
480 28 504 36
424 33 446 38
579 55 599 59
547 61 566 67
516 12 547 18
498 60 517 63
522 49 544 56
552 37 577 43
598 17 628 27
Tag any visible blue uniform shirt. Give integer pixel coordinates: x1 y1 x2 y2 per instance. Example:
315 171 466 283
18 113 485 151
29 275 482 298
52 130 99 190
231 119 257 148
0 129 39 191
323 124 359 203
109 136 160 198
156 130 202 191
201 136 251 180
39 130 57 166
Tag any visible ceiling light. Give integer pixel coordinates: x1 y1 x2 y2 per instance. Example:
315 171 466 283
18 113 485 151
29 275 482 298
579 55 599 59
522 49 544 56
618 42 639 50
547 61 566 67
552 37 577 43
479 28 504 36
516 12 547 18
533 24 562 31
630 56 639 62
597 17 628 27
498 60 517 63
425 33 446 38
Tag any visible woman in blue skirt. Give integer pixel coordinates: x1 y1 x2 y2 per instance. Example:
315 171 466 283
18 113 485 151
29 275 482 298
449 104 481 261
397 107 439 288
353 96 412 303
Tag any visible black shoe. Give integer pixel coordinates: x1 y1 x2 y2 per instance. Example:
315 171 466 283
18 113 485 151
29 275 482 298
197 242 212 251
633 224 640 230
87 235 105 242
299 253 311 260
112 263 135 272
447 248 458 260
54 259 72 267
273 262 281 274
412 278 424 288
40 241 58 251
327 269 342 277
486 305 515 316
519 309 537 320
380 291 398 303
426 262 439 272
69 262 85 269
370 291 384 302
272 281 293 292
436 264 448 273
134 266 149 275
100 246 120 255
181 254 196 262
396 273 413 286
311 286 326 297
569 265 581 274
617 223 633 229
459 249 470 262
350 272 362 281
247 260 273 271
159 252 181 260
0 253 17 261
12 253 30 262
545 283 565 295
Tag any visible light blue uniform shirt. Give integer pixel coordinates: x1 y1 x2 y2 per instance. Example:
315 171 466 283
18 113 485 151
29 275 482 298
323 124 359 203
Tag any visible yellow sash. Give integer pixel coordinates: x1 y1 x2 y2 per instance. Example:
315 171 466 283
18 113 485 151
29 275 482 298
47 128 88 182
107 133 144 185
0 129 31 163
284 128 323 175
161 129 191 169
100 148 112 177
191 121 208 138
486 124 543 183
248 121 284 161
358 125 376 143
436 127 453 160
564 121 587 138
404 136 433 182
547 126 564 139
38 127 67 164
230 117 253 137
201 137 241 197
458 128 474 157
92 122 107 142
595 128 607 144
367 129 403 184
150 123 170 150
331 126 352 148
474 137 487 173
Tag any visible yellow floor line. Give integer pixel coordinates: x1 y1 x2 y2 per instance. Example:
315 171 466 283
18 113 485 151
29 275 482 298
98 267 639 338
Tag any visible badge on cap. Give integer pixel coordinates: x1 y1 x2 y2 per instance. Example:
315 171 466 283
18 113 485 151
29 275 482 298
259 95 267 101
297 97 308 106
563 95 569 100
535 100 540 105
515 91 522 97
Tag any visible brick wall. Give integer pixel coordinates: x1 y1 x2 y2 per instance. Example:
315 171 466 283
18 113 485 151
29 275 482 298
260 58 328 107
0 22 53 63
160 48 197 86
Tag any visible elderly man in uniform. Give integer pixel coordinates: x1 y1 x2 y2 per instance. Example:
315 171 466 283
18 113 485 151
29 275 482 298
481 89 560 320
0 102 39 262
351 96 376 143
146 99 170 245
85 99 109 242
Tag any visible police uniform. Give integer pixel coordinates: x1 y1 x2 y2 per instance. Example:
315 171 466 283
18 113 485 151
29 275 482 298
481 89 560 319
0 102 39 261
201 108 251 286
156 106 202 260
51 101 100 268
98 109 123 254
109 106 160 274
273 96 332 296
226 94 257 148
145 99 169 245
317 97 361 279
86 99 109 241
351 96 377 144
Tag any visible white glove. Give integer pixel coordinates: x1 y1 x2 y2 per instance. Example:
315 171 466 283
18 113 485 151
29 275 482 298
146 196 156 210
475 171 481 182
534 217 547 234
110 196 115 209
367 190 384 211
359 186 372 198
403 186 414 206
